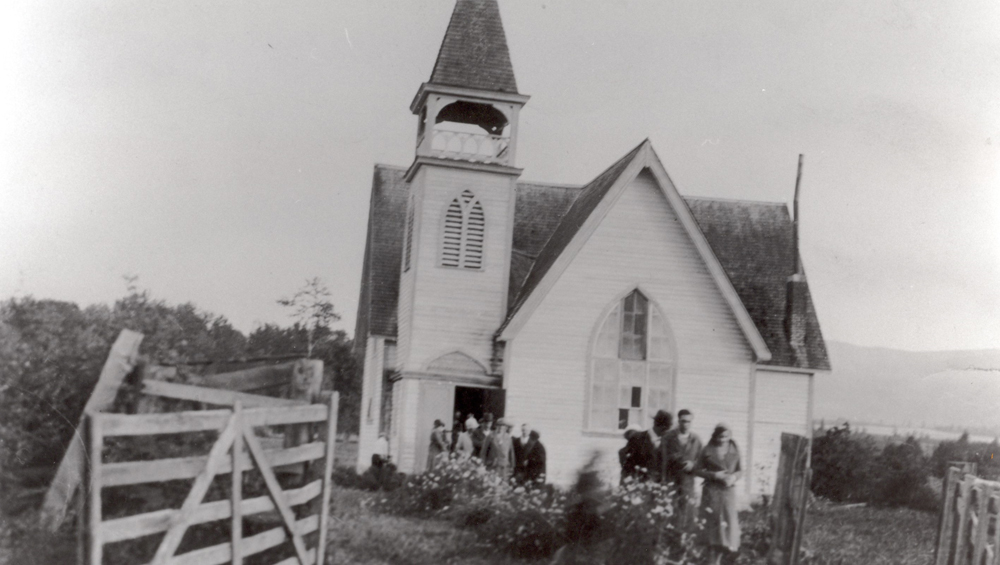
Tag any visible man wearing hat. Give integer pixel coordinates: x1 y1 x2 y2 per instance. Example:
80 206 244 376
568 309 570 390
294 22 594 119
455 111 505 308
620 410 673 483
484 418 515 479
662 409 704 528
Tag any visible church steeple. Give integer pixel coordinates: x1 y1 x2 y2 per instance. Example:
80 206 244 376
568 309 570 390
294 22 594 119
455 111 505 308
430 0 518 94
408 0 529 177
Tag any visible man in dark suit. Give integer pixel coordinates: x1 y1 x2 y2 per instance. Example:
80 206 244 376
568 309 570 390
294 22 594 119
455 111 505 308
621 410 673 483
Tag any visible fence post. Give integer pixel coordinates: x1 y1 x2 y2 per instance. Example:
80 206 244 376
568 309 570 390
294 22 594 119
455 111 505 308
316 392 339 565
769 433 810 565
953 477 973 565
88 413 104 565
231 402 243 565
936 467 960 565
972 482 991 565
790 467 811 565
990 488 1000 565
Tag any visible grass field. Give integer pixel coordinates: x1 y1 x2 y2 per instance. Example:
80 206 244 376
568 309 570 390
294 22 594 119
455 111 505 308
325 488 938 565
799 501 937 565
0 487 938 565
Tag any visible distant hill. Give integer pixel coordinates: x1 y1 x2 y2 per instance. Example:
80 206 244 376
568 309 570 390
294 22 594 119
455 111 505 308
814 341 1000 433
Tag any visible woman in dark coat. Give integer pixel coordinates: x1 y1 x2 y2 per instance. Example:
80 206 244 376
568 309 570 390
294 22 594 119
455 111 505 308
521 429 546 484
696 423 742 565
427 419 448 470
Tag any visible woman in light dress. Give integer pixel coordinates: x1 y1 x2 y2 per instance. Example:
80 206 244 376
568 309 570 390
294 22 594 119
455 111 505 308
695 423 742 565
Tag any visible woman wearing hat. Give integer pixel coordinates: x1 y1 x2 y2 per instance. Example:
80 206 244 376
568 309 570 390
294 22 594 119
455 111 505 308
427 419 448 471
696 423 742 565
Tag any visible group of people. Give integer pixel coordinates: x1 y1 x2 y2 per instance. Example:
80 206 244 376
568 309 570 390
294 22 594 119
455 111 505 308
428 412 547 484
619 409 742 565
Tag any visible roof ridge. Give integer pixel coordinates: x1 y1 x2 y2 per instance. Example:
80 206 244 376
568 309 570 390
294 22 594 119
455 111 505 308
517 181 584 190
498 140 649 335
685 195 788 207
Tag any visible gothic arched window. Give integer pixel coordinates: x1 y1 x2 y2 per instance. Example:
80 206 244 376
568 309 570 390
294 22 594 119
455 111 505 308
588 290 675 431
441 190 485 269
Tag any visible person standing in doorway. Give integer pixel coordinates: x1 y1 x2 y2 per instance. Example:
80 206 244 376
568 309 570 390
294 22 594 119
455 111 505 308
456 418 475 461
477 412 495 460
450 411 463 452
663 409 703 529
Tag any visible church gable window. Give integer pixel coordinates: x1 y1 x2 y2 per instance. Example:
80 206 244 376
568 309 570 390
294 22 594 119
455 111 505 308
440 189 485 270
588 290 675 431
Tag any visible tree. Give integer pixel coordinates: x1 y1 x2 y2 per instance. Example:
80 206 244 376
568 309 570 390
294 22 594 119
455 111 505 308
247 323 360 434
0 283 248 476
277 278 340 358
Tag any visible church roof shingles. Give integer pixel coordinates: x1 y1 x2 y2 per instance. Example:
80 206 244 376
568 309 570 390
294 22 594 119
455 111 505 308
428 0 519 93
355 153 830 371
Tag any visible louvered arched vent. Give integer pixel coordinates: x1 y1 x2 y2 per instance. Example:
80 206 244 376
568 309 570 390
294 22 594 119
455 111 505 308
441 190 485 270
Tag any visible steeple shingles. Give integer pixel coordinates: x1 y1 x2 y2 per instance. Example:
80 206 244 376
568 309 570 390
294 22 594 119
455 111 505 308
429 0 518 93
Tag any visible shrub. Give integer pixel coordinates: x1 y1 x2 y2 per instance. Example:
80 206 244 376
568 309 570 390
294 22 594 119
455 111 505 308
811 424 878 503
374 456 496 517
472 482 568 559
930 434 1000 481
603 477 699 565
812 424 940 512
372 455 704 563
871 438 937 511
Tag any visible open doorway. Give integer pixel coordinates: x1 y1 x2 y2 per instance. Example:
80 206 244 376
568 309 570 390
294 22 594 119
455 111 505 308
453 386 505 429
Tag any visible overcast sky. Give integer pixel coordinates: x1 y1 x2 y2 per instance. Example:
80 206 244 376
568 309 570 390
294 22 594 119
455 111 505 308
2 0 998 352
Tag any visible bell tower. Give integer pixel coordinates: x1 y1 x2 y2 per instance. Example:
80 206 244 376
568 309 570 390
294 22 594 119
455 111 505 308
390 0 528 470
397 0 529 375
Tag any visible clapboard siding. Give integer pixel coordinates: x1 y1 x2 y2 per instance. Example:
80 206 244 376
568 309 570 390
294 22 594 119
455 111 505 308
388 378 418 471
397 191 416 371
751 370 811 497
402 165 516 372
357 336 385 472
507 170 755 491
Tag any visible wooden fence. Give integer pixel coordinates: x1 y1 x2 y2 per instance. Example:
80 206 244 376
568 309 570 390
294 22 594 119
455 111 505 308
935 466 1000 565
79 393 338 565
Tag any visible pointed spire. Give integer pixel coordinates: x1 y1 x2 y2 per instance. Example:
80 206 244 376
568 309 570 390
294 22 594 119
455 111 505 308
429 0 518 94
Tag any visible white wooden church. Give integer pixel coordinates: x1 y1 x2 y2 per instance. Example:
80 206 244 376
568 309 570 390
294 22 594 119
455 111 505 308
354 0 829 505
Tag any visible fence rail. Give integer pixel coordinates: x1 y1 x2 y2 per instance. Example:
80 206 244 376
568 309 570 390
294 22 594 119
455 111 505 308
80 393 338 565
935 466 1000 565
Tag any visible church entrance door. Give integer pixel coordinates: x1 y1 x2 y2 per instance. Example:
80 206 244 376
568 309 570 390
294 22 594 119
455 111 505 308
454 386 505 426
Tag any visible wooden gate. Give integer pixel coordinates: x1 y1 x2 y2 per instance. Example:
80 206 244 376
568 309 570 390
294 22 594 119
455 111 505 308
80 394 338 565
935 467 1000 565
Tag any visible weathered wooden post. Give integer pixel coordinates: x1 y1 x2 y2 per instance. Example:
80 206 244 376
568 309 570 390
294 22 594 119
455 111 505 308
287 359 324 447
768 433 811 565
42 330 143 531
316 391 339 565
